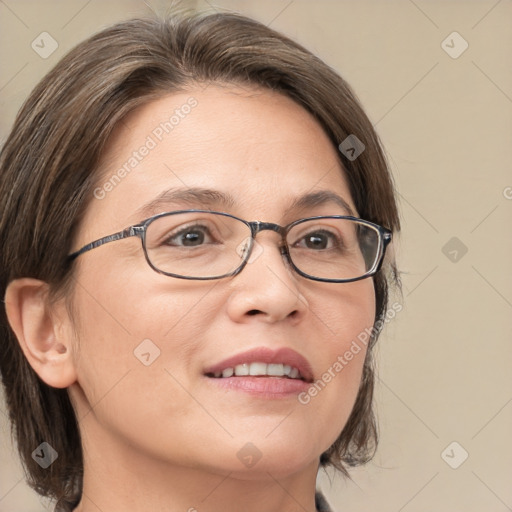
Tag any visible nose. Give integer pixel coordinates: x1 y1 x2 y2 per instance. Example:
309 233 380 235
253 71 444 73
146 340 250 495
226 229 309 324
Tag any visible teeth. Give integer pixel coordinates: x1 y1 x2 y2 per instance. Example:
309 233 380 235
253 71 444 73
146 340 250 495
234 363 249 376
222 368 234 378
267 363 284 376
211 362 302 380
249 362 267 376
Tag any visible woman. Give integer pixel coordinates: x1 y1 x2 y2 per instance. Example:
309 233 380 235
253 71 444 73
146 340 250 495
0 11 400 512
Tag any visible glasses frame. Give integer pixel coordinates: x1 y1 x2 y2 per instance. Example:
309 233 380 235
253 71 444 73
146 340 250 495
68 209 392 283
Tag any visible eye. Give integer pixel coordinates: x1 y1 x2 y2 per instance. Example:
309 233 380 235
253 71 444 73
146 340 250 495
292 227 344 251
163 223 219 247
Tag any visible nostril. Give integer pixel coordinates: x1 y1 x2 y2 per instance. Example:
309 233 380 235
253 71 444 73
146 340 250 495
247 310 261 316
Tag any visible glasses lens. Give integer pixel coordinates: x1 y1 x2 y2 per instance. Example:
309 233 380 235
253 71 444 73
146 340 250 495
144 212 251 278
144 213 382 281
287 218 381 281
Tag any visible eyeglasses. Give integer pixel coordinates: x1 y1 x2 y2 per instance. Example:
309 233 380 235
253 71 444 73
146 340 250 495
68 210 392 283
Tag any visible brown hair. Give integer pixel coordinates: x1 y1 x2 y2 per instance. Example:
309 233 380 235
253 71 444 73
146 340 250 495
0 11 400 511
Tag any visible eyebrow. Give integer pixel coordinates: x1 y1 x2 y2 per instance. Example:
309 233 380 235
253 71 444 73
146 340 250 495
133 186 356 221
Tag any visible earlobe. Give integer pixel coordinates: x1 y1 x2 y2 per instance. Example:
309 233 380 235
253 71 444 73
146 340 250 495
4 277 77 388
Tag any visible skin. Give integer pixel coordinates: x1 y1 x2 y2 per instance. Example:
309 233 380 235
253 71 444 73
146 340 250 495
5 84 375 512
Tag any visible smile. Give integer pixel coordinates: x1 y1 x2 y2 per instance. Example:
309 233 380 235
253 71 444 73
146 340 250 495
206 362 303 380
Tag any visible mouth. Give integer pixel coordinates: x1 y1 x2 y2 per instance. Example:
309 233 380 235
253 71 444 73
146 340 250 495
202 347 314 398
205 362 308 381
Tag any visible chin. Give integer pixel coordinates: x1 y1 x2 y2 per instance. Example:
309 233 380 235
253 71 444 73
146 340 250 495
216 437 321 480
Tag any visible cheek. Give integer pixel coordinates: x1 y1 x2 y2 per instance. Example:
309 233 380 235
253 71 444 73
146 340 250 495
68 274 206 458
68 261 211 415
311 277 376 356
300 279 375 443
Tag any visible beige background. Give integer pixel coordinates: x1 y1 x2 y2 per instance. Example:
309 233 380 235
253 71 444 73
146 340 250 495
1 0 511 510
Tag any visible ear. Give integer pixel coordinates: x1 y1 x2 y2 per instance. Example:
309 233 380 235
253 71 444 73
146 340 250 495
4 278 78 388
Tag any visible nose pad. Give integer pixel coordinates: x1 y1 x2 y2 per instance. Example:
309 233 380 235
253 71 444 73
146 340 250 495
235 236 266 265
237 235 292 269
226 243 308 323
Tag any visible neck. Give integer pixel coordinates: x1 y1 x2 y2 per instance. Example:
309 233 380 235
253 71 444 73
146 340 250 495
72 417 321 512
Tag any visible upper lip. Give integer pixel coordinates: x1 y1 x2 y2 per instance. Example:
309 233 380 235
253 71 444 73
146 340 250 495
203 347 314 383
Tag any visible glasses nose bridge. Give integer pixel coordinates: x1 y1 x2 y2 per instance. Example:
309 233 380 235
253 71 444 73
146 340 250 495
247 221 289 259
249 220 287 242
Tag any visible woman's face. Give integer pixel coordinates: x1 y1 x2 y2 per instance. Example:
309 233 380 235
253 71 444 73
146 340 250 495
67 84 375 478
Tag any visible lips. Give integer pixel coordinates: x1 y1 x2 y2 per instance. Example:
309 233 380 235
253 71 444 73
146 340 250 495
203 346 314 383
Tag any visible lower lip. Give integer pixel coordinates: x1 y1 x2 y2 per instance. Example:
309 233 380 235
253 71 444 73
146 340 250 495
205 376 310 398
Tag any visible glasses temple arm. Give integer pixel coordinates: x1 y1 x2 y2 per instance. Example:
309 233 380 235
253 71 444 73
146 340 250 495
68 226 142 260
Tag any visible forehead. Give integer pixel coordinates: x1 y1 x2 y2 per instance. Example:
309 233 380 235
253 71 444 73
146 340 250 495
85 84 356 233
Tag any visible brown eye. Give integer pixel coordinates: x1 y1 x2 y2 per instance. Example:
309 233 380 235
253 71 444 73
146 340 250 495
163 224 215 247
294 229 342 251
